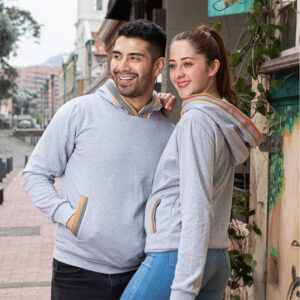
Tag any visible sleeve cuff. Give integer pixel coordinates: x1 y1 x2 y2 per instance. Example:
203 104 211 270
52 200 76 226
170 290 195 300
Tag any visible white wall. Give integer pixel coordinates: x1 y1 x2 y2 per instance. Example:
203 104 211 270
75 0 108 80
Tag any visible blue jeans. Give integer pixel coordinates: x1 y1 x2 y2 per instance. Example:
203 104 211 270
120 249 231 300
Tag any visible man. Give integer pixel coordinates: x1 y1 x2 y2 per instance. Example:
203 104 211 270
22 19 174 300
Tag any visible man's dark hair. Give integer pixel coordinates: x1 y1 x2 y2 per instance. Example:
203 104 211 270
116 19 166 61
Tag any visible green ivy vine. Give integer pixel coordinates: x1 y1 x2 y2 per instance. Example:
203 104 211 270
228 194 261 295
216 0 297 130
268 106 300 213
268 151 284 213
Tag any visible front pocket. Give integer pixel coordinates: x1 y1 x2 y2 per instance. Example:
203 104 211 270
71 195 88 237
53 259 82 275
151 198 161 234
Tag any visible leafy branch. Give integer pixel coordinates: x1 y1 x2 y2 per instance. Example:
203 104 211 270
228 194 261 298
0 0 41 98
216 0 297 132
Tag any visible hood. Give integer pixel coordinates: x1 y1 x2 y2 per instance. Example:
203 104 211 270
97 79 162 118
182 93 263 166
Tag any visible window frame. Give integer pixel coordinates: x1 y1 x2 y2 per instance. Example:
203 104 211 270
278 0 299 56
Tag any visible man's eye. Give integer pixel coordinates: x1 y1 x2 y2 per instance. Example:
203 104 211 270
131 56 140 61
112 54 120 59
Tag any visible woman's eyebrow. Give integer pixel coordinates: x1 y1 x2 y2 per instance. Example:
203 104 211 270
181 57 196 60
169 57 196 62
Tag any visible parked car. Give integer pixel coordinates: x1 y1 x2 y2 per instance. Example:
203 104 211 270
17 119 33 128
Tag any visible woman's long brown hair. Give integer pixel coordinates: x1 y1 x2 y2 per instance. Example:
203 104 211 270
171 25 238 106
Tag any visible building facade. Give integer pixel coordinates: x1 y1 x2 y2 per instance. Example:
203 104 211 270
58 0 107 106
249 1 300 299
98 1 300 299
16 65 59 126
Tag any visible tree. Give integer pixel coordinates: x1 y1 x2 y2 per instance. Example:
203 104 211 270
0 0 41 98
12 88 37 115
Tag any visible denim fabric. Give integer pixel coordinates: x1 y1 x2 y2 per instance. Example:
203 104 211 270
120 249 231 300
51 259 135 300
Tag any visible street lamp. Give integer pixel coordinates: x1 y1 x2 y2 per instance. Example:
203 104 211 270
72 53 78 98
51 74 55 118
63 62 67 104
45 79 49 125
86 39 95 86
41 86 45 128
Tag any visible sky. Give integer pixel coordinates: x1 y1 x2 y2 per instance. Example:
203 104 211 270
5 0 77 67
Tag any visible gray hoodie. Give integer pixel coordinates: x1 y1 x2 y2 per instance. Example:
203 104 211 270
144 93 262 300
22 79 174 274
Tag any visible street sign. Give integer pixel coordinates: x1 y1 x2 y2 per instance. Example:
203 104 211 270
208 0 255 17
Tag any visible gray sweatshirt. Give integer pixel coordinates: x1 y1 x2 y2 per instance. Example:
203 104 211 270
22 79 174 274
144 94 263 300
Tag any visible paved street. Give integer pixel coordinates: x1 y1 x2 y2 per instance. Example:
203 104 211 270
0 130 34 169
0 132 58 299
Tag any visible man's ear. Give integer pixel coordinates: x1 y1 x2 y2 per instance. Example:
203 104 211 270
153 57 165 78
209 59 220 77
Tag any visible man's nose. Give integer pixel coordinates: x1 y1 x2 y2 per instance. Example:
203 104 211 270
116 57 131 72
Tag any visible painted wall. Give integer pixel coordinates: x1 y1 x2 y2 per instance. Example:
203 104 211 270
248 108 269 300
249 70 299 300
266 71 300 299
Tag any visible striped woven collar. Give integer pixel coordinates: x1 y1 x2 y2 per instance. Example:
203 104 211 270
181 93 263 146
103 79 160 119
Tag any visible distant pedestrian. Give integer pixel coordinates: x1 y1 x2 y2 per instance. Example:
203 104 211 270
121 25 263 300
22 19 174 300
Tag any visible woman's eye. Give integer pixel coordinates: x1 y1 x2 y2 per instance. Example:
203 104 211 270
184 62 192 67
169 64 176 69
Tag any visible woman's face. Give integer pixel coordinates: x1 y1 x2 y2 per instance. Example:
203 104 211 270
169 40 218 99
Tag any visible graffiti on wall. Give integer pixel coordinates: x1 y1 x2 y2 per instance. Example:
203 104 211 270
267 99 300 300
286 266 300 300
208 0 255 17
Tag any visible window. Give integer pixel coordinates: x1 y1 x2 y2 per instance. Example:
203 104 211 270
279 0 299 55
94 0 102 10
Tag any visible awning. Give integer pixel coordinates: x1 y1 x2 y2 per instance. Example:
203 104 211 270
106 0 131 21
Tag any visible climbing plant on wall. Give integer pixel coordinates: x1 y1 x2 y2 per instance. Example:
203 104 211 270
268 105 300 213
214 1 298 299
215 0 297 129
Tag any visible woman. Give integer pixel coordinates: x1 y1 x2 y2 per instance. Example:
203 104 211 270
121 25 262 300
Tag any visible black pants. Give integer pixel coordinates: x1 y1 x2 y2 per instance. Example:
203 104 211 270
51 258 136 300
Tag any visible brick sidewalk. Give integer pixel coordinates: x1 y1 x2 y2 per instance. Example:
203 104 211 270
0 169 59 300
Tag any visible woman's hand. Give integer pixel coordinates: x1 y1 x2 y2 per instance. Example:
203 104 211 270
159 92 176 118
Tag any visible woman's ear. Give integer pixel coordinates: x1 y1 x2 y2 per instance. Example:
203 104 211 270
153 57 165 77
209 59 220 77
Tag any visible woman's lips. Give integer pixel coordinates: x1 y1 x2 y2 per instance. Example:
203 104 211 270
177 81 190 88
